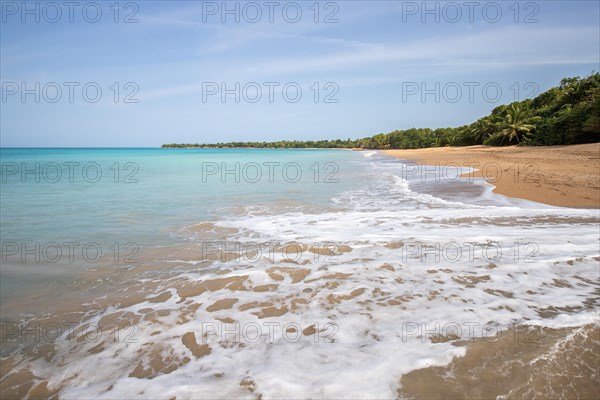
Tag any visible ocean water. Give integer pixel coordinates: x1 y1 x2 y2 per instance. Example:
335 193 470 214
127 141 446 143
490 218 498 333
0 148 598 399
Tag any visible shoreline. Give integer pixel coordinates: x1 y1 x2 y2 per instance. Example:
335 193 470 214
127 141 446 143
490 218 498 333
2 147 599 398
383 143 600 209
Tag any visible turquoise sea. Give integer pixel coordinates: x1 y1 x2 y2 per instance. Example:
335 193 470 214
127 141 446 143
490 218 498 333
1 148 364 243
1 148 598 399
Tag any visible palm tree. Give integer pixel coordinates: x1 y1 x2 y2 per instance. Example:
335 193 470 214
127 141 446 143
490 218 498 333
558 77 581 107
470 116 497 144
496 103 541 144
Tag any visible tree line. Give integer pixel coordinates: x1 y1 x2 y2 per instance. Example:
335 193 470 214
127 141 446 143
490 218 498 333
162 73 599 149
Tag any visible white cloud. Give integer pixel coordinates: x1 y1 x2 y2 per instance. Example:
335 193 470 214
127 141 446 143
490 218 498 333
243 26 599 75
137 25 598 101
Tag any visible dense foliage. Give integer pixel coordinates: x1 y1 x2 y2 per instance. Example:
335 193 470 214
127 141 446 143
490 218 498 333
162 73 600 149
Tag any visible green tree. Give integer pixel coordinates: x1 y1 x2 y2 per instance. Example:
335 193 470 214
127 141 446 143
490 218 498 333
492 103 541 144
469 116 498 144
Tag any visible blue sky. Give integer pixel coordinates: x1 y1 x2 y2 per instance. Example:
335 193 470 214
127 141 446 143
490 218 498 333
1 0 599 147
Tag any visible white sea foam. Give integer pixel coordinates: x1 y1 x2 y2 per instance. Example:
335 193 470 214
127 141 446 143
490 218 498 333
5 155 599 399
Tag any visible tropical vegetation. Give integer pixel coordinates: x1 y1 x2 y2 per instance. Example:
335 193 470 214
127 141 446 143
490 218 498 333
162 73 600 149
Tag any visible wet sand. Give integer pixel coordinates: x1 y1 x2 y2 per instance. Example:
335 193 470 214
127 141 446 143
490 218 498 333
399 324 600 399
1 158 598 398
384 143 600 208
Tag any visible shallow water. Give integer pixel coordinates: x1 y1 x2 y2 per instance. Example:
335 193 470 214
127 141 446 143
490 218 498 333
1 148 598 399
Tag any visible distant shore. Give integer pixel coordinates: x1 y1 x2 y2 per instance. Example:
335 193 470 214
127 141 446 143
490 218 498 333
384 143 600 208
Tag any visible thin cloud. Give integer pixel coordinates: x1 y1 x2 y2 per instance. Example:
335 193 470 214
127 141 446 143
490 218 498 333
243 26 599 75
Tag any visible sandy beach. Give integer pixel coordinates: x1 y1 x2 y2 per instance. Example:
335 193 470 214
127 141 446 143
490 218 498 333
384 143 600 208
2 148 599 398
